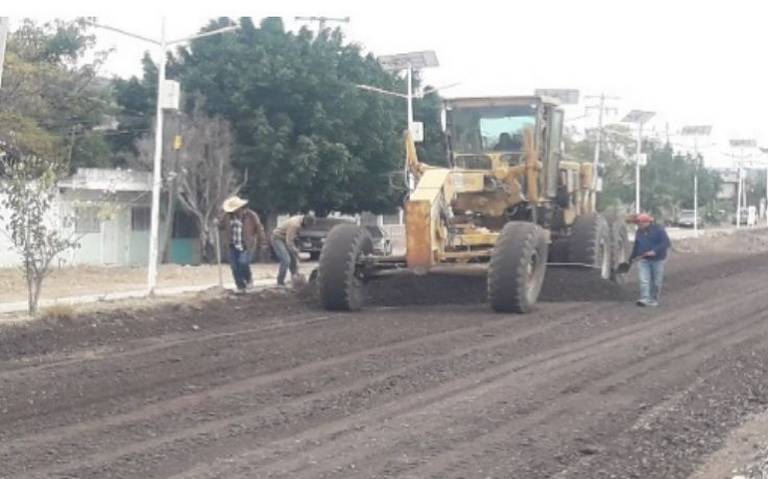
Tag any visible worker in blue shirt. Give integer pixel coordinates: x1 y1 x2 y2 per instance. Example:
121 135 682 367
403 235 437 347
629 213 671 307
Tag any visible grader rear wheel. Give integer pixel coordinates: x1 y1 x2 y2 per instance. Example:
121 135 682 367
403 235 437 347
318 224 373 311
569 213 611 280
488 222 549 313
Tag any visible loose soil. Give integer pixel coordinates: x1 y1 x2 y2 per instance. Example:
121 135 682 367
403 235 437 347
1 229 768 478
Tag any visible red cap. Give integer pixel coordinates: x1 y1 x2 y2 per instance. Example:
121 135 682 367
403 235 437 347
635 213 653 224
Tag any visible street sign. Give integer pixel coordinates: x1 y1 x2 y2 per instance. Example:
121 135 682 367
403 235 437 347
378 51 439 72
681 125 712 136
729 139 757 148
622 110 655 124
534 88 580 105
410 121 424 143
160 80 180 110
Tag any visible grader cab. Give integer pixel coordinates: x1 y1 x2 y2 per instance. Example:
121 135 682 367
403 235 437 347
317 95 629 312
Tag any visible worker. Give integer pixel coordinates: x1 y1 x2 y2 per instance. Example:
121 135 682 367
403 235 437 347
271 214 315 286
629 213 671 307
220 196 267 294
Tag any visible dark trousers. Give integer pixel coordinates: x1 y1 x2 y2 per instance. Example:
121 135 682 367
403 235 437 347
271 238 298 285
229 246 253 290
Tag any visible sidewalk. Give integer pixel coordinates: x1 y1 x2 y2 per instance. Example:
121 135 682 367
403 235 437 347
0 261 317 315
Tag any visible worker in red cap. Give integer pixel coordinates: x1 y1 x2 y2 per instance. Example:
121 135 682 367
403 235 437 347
629 213 671 307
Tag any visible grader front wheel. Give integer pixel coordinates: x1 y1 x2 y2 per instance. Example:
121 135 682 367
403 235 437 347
318 224 373 311
488 222 549 313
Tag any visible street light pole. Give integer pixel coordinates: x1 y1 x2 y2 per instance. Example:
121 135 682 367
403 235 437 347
0 17 9 89
622 110 655 215
90 19 238 294
635 123 642 214
146 18 166 295
406 64 413 130
693 136 699 233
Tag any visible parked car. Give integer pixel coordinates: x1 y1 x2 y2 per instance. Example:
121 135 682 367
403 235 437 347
731 208 751 225
364 225 393 256
297 217 354 260
675 209 701 228
296 218 393 260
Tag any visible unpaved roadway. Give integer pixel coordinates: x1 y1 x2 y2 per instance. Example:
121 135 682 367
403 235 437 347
2 231 768 478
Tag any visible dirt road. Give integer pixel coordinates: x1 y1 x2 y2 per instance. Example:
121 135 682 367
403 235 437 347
2 233 768 478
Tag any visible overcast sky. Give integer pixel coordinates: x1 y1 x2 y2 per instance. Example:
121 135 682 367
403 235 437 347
8 0 768 167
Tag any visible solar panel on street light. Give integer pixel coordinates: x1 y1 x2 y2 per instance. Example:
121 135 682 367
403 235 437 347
681 125 712 136
729 139 757 148
378 51 439 72
534 88 580 105
621 110 655 124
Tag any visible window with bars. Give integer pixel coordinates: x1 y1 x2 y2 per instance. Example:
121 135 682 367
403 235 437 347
131 207 151 231
75 207 101 233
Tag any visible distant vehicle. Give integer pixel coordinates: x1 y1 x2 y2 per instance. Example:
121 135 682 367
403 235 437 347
675 209 701 228
731 208 753 225
296 217 392 260
364 225 393 256
297 217 355 260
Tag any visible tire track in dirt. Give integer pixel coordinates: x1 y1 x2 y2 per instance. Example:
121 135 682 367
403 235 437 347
7 303 609 478
243 284 768 479
0 302 589 473
398 305 768 479
3 252 767 479
0 312 333 378
132 277 768 479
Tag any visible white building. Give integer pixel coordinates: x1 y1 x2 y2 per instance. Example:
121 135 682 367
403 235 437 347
0 168 199 268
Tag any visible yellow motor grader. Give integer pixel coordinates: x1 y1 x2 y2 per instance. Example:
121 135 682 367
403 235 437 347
317 95 629 312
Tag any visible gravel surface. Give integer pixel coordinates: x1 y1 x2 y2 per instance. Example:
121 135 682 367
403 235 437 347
1 232 768 478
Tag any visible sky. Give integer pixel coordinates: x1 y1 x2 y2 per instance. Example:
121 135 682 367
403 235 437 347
7 0 768 168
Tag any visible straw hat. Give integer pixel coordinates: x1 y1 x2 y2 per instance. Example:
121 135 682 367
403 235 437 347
222 196 248 213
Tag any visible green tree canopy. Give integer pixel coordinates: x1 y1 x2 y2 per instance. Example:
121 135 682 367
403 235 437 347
113 17 444 219
0 18 113 170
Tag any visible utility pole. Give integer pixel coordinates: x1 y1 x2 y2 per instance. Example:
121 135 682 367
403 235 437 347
584 93 618 198
295 16 350 32
0 17 9 89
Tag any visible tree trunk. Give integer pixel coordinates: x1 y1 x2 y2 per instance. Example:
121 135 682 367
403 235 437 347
160 182 177 263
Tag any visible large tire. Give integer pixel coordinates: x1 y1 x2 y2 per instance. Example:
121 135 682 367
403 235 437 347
609 220 630 283
488 222 549 313
548 238 569 263
318 224 373 311
569 213 611 280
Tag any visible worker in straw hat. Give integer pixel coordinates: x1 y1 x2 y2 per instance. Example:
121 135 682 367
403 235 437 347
220 196 266 294
628 213 671 307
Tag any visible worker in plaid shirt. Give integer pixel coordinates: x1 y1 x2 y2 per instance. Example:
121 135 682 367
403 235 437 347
220 196 266 293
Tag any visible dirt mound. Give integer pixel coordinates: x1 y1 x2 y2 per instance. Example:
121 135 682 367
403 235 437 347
300 268 631 308
675 228 768 254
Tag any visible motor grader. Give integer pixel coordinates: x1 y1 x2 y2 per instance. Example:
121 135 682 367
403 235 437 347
316 95 629 312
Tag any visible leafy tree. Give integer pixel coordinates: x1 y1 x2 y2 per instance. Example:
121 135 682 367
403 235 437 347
111 17 447 225
0 18 113 169
567 125 722 221
0 154 79 314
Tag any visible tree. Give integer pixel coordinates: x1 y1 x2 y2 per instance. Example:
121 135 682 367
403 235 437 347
0 154 79 314
0 19 114 169
174 102 243 262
